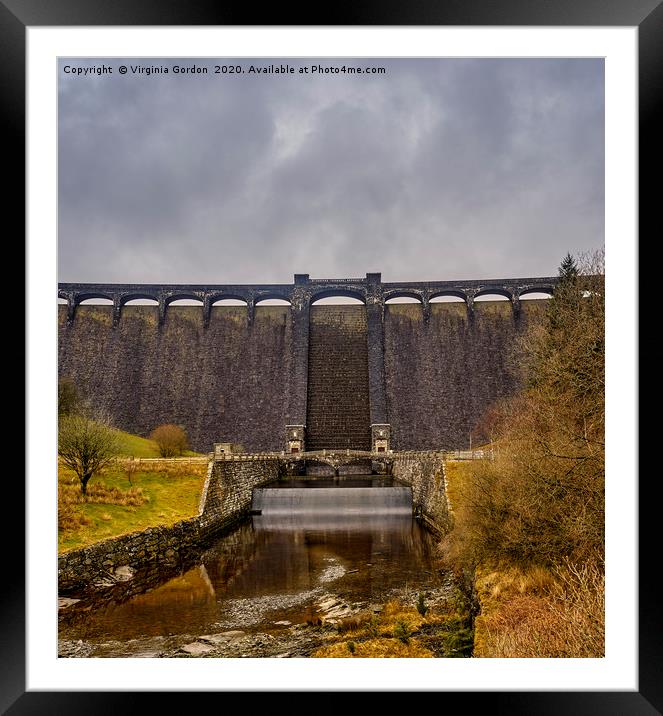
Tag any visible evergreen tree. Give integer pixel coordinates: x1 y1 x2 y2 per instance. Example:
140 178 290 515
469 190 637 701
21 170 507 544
558 252 578 284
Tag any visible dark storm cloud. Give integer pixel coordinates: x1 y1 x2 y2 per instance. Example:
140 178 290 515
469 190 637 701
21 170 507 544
58 58 604 283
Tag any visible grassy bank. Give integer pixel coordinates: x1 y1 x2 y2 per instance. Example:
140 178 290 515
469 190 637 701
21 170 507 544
58 461 207 553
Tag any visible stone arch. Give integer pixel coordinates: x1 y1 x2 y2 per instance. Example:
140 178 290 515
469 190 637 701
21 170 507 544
255 294 292 306
310 289 366 305
74 291 113 306
518 287 554 300
384 291 423 304
210 294 249 306
165 293 204 307
121 293 159 306
300 457 339 476
76 293 113 305
474 288 512 302
429 290 467 303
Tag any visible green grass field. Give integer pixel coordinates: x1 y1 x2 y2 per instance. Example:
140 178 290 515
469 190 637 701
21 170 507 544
58 461 208 553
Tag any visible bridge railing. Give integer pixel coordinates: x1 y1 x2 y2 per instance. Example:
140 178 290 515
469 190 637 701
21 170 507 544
443 449 495 461
207 448 494 463
108 455 210 465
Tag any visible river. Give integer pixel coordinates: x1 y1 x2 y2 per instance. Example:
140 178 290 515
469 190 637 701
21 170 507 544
59 476 458 658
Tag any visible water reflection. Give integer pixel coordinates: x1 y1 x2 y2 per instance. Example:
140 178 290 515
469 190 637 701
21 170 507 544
60 512 440 645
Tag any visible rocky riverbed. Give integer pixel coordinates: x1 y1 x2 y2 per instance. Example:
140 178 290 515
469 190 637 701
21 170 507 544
59 580 464 658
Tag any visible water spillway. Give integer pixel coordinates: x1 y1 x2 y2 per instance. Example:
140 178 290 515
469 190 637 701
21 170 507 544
251 477 413 520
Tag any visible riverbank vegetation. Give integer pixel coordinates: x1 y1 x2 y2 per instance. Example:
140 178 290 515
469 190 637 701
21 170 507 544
312 593 473 658
444 251 605 658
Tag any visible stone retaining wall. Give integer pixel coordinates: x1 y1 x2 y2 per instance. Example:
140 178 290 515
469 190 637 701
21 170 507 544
59 455 282 593
58 517 202 593
199 456 281 531
391 451 450 535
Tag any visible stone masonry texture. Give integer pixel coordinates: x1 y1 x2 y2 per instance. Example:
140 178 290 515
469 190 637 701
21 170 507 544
383 301 545 450
391 452 450 535
58 300 546 453
58 305 293 452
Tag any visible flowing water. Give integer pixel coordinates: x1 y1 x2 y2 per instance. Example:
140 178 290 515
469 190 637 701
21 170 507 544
59 476 448 657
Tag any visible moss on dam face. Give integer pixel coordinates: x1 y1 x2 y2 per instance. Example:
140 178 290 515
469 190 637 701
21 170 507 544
58 301 546 452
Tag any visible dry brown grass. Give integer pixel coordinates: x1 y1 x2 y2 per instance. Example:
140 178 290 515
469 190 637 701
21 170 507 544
59 481 148 507
106 461 208 481
312 638 435 658
473 561 604 658
149 463 208 479
478 565 557 603
57 492 92 531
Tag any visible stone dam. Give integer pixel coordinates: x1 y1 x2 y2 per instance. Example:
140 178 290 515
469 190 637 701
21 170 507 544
58 272 555 452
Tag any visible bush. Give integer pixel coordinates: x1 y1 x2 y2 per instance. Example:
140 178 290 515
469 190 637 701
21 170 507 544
149 424 189 457
393 620 411 645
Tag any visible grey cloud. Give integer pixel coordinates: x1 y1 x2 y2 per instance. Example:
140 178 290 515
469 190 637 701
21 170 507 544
58 58 604 284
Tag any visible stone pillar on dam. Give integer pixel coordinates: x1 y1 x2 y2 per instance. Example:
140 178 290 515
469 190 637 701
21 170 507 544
286 275 310 434
365 273 389 431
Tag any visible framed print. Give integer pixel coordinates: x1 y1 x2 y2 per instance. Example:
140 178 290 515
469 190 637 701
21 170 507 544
8 0 655 711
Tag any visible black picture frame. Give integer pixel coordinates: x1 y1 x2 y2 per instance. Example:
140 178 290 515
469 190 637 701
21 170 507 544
7 1 653 712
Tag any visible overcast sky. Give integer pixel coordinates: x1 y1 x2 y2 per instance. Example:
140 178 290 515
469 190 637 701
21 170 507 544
58 58 604 285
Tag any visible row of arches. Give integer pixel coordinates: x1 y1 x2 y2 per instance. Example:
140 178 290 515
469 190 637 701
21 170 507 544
57 280 564 328
58 291 554 307
58 296 292 306
383 292 552 304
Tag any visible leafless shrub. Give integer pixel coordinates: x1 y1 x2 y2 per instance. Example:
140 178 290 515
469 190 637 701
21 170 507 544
149 424 189 458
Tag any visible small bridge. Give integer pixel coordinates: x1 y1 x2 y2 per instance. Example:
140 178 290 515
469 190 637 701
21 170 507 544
281 449 394 475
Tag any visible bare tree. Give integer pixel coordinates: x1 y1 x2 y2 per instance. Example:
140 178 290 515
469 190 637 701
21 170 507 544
149 423 189 457
58 407 120 495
